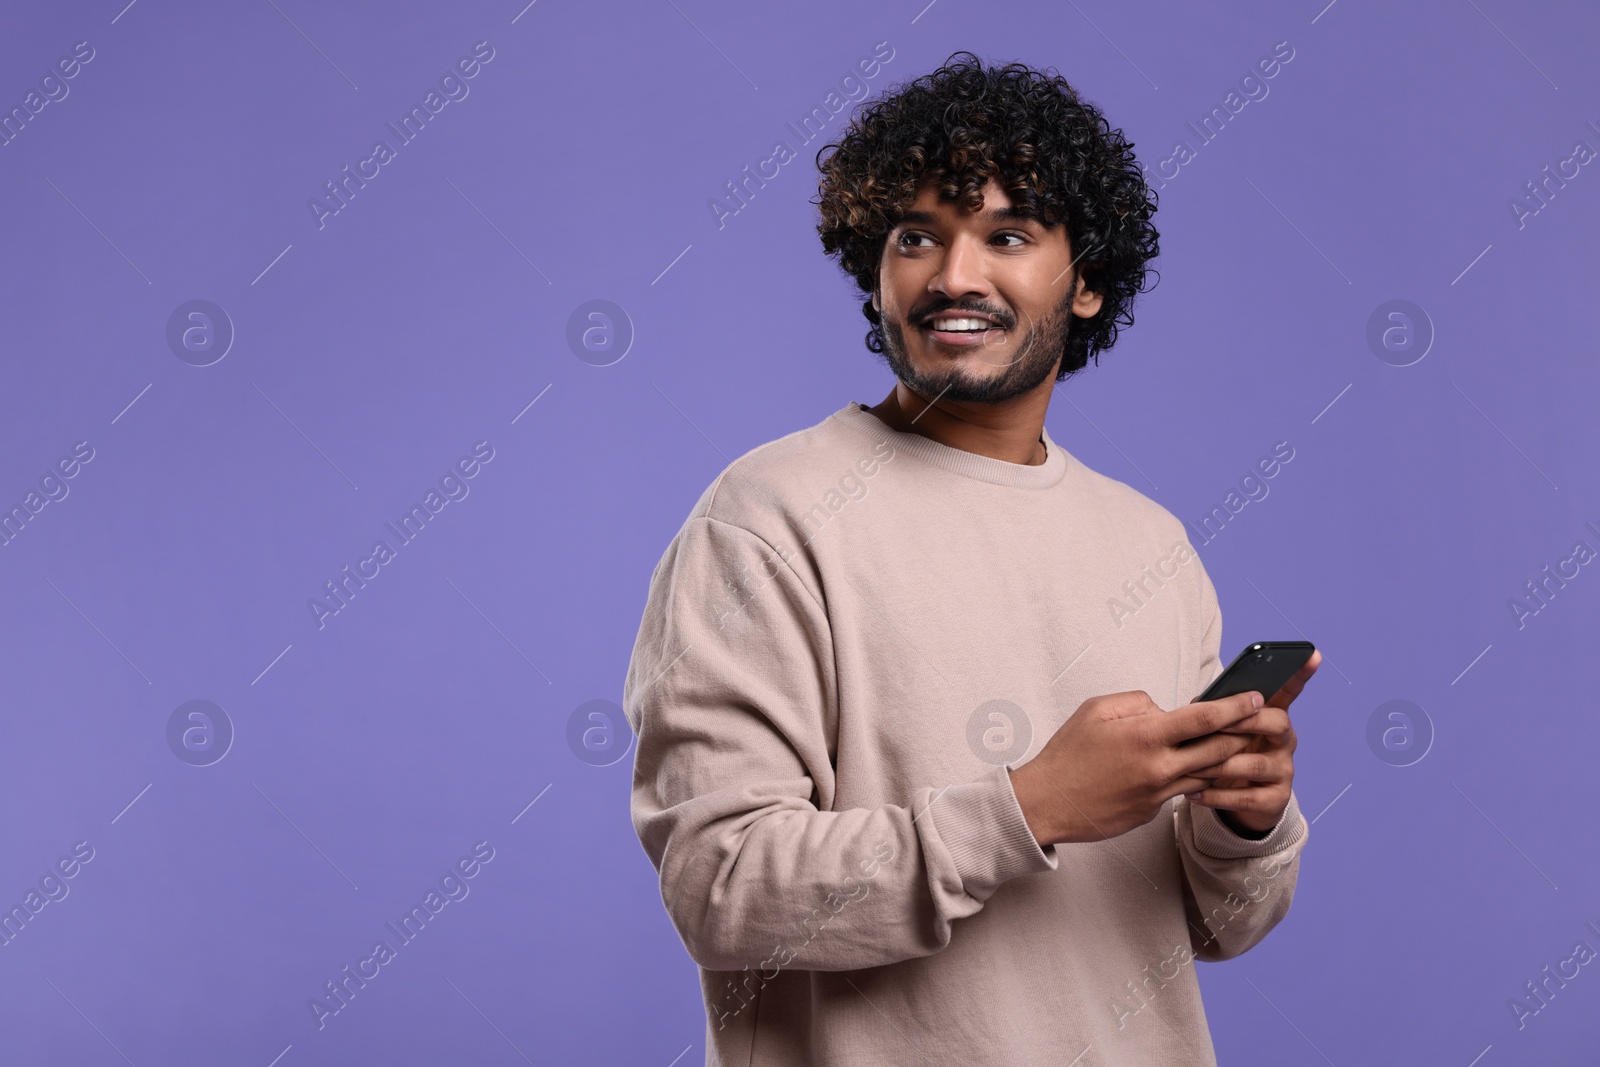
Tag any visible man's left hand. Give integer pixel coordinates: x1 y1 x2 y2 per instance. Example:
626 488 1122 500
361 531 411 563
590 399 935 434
1185 649 1321 835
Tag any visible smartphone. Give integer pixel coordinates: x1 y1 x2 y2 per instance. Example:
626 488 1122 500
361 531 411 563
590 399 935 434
1194 641 1316 704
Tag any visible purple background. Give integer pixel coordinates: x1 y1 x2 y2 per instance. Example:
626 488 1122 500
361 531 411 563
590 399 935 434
2 1 1597 1064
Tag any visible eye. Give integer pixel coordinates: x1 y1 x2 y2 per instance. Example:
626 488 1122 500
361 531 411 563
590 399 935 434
897 231 1028 248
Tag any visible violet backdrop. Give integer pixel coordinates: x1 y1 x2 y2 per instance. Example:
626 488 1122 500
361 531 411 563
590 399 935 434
1 1 1597 1064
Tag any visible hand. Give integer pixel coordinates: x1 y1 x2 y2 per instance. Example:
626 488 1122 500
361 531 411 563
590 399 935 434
1008 689 1262 847
1186 649 1321 834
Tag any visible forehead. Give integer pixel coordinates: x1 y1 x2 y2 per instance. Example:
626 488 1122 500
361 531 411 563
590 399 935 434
894 177 1050 229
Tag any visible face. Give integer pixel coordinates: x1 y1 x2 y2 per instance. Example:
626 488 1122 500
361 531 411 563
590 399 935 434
873 178 1103 404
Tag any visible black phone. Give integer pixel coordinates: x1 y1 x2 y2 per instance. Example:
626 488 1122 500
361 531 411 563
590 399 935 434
1194 641 1316 704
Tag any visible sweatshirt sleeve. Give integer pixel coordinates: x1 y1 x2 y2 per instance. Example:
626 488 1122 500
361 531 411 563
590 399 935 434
623 514 1058 974
1172 552 1310 963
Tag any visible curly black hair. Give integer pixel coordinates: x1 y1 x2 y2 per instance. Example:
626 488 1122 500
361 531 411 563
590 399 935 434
813 51 1160 379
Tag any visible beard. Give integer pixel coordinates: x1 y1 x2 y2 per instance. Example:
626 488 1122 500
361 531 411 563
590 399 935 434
875 278 1078 404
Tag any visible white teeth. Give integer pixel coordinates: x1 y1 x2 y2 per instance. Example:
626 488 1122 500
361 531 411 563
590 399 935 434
928 317 996 331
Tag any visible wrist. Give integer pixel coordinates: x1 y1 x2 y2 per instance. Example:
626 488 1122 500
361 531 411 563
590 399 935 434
1217 807 1277 839
1007 764 1053 848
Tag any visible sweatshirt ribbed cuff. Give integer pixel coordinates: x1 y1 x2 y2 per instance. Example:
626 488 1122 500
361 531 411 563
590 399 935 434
1186 790 1307 860
930 764 1059 901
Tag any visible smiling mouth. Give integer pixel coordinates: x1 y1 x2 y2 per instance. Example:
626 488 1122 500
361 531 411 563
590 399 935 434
919 317 1007 345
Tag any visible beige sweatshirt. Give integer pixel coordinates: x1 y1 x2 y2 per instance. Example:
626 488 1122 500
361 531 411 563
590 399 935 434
623 401 1309 1066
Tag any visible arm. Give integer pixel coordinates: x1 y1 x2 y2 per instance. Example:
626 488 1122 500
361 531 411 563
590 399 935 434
1175 789 1307 961
1173 556 1310 962
623 515 1057 975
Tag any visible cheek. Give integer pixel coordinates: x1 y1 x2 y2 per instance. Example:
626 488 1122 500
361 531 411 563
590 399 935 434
875 278 915 324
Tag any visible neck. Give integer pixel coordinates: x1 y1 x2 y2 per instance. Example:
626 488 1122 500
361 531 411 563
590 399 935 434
865 381 1052 465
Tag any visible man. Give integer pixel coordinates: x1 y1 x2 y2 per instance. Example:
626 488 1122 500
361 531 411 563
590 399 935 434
623 51 1320 1066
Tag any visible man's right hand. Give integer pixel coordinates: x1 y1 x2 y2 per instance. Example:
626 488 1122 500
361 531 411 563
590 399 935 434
1007 689 1262 848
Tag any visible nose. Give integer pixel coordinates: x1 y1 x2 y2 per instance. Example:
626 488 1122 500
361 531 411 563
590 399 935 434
930 232 990 303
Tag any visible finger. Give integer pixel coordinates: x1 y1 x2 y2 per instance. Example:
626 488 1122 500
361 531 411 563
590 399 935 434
1183 786 1289 814
1267 649 1321 710
1186 752 1287 784
1265 651 1319 707
1214 708 1290 741
1203 739 1260 771
1170 731 1256 779
1158 691 1261 746
1162 771 1227 803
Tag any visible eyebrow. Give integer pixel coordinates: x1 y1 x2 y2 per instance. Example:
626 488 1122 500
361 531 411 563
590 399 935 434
892 206 1045 227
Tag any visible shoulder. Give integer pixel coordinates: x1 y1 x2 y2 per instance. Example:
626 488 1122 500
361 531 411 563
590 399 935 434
686 408 891 534
1076 464 1220 628
1075 461 1193 551
1080 466 1222 624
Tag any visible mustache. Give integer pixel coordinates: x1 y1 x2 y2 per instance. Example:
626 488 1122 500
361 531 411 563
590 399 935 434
910 303 1013 328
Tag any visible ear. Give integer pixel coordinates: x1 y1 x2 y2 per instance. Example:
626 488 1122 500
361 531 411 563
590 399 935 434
1071 273 1104 320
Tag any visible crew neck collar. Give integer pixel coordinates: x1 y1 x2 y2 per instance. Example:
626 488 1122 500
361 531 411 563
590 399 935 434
832 401 1071 489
